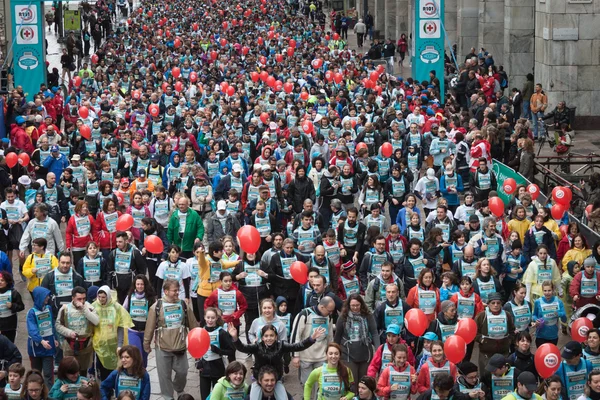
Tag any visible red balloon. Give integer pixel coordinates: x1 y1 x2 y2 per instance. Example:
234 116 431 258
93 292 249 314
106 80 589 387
572 317 594 343
302 120 314 133
404 309 428 337
300 91 309 101
116 192 124 205
142 25 148 31
552 186 572 206
174 38 182 48
325 71 333 82
258 37 264 46
226 86 235 97
377 64 386 74
551 203 566 220
144 235 164 254
149 104 159 117
210 51 218 61
80 125 92 140
266 76 276 88
503 178 517 195
444 335 467 364
312 58 323 69
275 54 283 63
220 38 227 47
220 82 229 92
290 261 308 284
260 71 269 82
78 106 89 119
18 152 30 167
535 343 561 378
355 142 368 153
587 204 594 216
189 72 198 83
222 21 228 30
192 23 199 31
73 76 82 87
351 120 357 129
364 79 375 89
242 46 250 55
132 90 141 100
116 214 134 231
91 54 99 64
333 72 343 84
283 82 294 94
174 82 184 92
172 67 181 78
187 328 210 358
381 142 393 158
289 39 297 48
244 9 252 17
237 225 261 254
147 10 153 17
333 33 340 40
286 47 294 57
259 56 267 65
527 183 540 200
489 196 505 217
373 85 382 95
274 80 283 92
370 71 380 82
260 112 269 124
455 318 477 344
5 153 17 168
267 31 275 40
250 72 260 82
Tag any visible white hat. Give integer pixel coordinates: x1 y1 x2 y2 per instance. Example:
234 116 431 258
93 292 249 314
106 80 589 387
36 179 46 186
217 200 227 211
261 164 271 171
71 154 81 161
232 164 243 173
269 122 277 130
426 168 435 180
18 175 31 186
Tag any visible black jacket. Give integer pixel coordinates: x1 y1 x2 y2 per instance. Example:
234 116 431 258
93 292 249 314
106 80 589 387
0 334 22 386
197 326 235 378
287 176 315 213
0 287 24 332
41 269 86 315
233 336 315 380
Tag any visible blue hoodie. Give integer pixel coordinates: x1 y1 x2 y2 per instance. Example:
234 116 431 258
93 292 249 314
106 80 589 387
27 287 57 357
162 151 181 188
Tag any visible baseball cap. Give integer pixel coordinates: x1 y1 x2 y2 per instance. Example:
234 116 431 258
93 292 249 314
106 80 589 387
485 354 507 372
469 214 480 223
517 372 538 392
217 200 227 211
138 169 146 177
15 116 25 124
386 324 400 335
51 145 59 152
232 164 243 173
561 341 583 360
422 332 438 341
120 178 129 185
150 154 159 161
426 168 435 180
71 154 81 161
487 292 503 303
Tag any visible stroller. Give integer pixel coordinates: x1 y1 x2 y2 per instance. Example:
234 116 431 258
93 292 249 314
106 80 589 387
569 303 600 330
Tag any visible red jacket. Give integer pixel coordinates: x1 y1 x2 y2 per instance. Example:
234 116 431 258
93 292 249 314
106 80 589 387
377 362 418 398
416 357 457 393
66 214 96 250
10 124 34 153
368 340 416 377
241 179 264 210
449 288 485 318
204 287 248 327
93 211 121 250
337 272 362 300
406 284 441 321
569 270 600 308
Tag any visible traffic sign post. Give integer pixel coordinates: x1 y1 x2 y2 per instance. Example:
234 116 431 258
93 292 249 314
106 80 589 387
11 1 46 100
412 0 445 100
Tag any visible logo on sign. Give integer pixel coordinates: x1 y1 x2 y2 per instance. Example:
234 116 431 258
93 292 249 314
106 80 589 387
16 26 38 45
420 1 438 18
15 5 37 24
421 20 440 38
419 46 440 63
17 50 40 70
19 7 35 22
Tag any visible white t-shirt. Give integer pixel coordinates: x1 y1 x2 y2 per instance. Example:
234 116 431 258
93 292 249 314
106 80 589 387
156 260 192 300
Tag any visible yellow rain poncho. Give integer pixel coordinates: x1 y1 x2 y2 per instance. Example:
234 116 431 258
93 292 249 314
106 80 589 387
91 285 133 370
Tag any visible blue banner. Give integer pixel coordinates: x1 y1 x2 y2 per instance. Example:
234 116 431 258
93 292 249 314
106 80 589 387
412 0 445 100
12 1 46 100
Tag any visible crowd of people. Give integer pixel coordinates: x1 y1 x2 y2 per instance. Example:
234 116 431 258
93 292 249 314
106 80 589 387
0 0 600 399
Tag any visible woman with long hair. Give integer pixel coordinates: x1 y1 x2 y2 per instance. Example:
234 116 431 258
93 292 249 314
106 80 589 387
561 234 592 272
334 294 380 389
93 198 121 260
75 241 108 287
557 222 580 264
536 375 562 400
415 340 457 393
0 272 24 342
472 258 503 305
65 200 96 268
198 307 236 400
21 370 49 400
49 357 87 399
100 346 150 400
304 343 355 400
523 244 562 303
77 380 101 400
406 268 441 322
247 298 288 344
123 274 157 367
503 282 532 334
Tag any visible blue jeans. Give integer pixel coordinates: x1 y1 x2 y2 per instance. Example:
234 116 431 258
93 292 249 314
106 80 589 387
522 101 531 120
532 111 544 138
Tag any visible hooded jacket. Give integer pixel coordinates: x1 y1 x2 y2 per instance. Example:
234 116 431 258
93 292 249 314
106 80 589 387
93 210 122 250
162 151 181 188
209 376 249 400
91 285 134 370
27 287 57 357
288 173 316 213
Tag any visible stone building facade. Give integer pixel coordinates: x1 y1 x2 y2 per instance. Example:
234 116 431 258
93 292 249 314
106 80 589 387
363 0 600 119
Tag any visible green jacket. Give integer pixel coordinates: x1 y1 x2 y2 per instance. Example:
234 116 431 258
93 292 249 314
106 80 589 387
167 209 205 251
210 376 249 400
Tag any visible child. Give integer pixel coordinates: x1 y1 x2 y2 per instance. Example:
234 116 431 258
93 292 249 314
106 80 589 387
562 260 580 334
226 189 242 223
440 272 459 301
276 297 292 375
532 281 567 347
26 287 57 389
5 363 25 400
449 276 485 320
49 357 88 400
323 229 342 273
76 241 108 287
367 324 416 377
415 332 438 374
22 370 49 400
337 260 362 300
502 239 527 302
204 272 248 328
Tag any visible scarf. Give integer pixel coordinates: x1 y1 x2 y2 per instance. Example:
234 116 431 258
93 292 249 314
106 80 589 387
344 311 369 345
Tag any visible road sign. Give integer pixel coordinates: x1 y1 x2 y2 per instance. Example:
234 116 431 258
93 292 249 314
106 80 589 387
413 0 445 99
